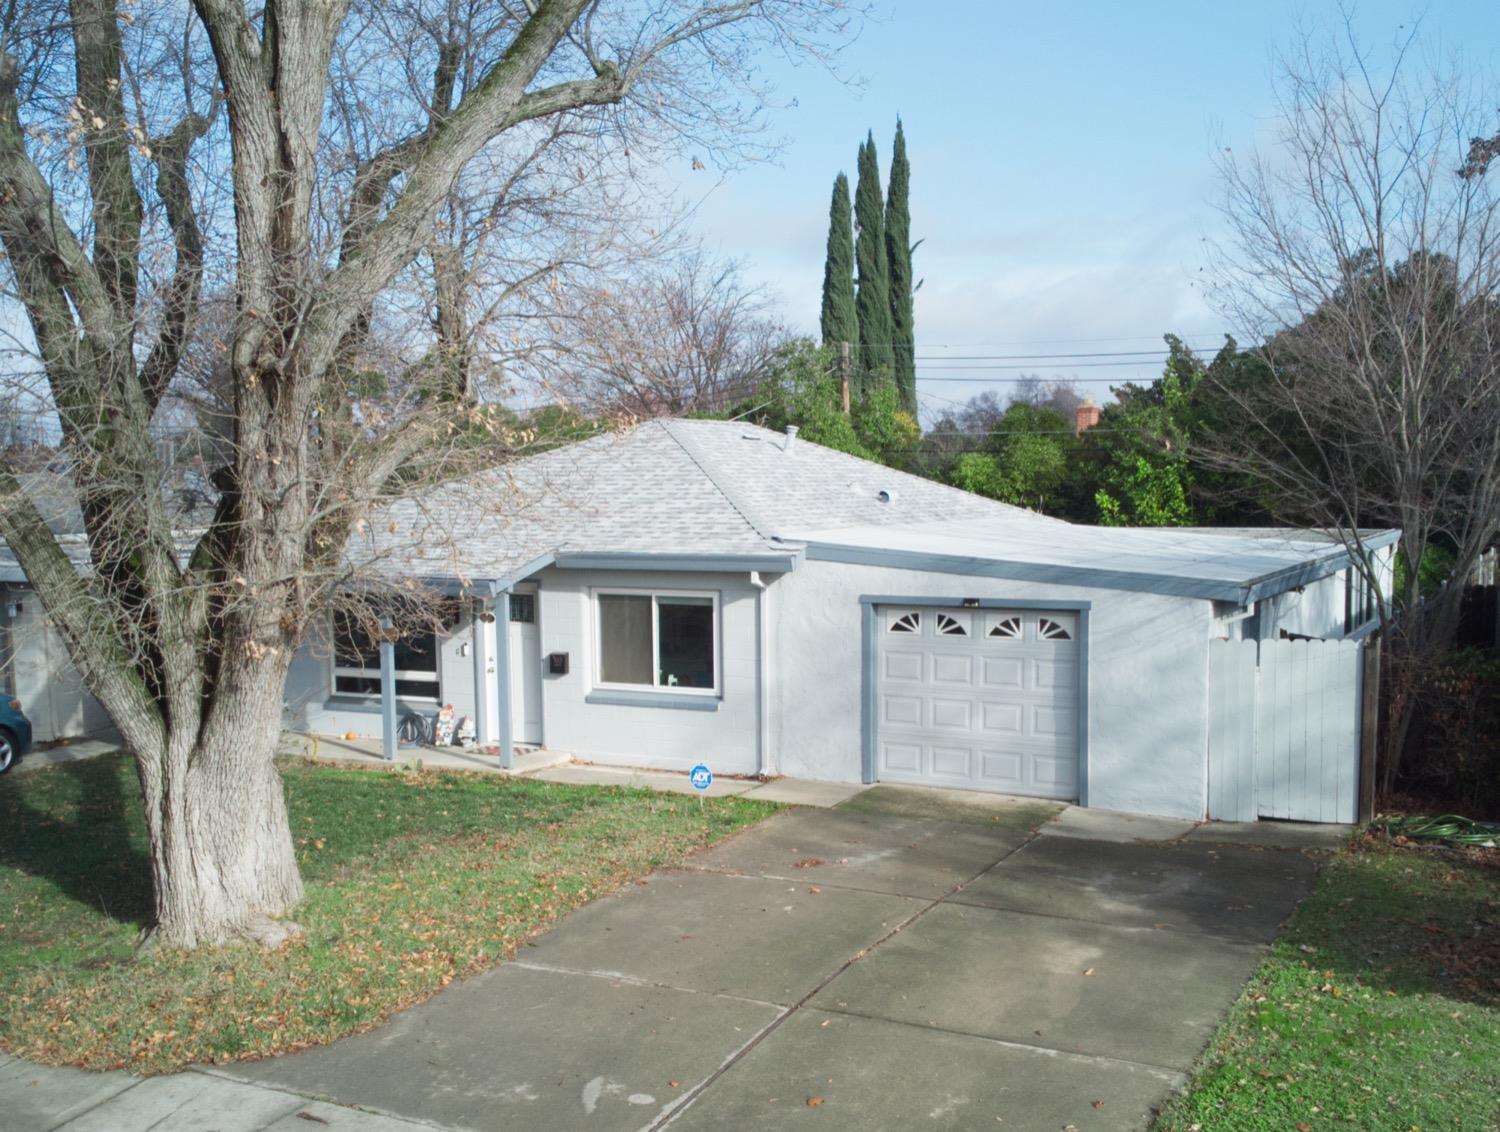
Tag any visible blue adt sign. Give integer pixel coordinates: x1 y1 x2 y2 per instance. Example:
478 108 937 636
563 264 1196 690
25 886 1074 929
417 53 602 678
689 763 713 791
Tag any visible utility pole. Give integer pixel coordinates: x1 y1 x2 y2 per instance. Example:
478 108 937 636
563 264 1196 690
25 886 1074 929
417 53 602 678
839 341 852 413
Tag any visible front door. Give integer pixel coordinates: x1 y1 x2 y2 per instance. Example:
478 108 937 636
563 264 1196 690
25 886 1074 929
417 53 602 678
507 589 543 744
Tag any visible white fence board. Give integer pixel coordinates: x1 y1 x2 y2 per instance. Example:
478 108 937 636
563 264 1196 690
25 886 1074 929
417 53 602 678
1207 640 1257 821
1208 637 1362 824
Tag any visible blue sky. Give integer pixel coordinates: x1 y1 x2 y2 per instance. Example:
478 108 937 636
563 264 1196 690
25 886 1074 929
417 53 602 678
663 1 1500 419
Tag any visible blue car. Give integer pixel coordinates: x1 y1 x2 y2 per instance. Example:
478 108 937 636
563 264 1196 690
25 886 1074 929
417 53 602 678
0 697 33 774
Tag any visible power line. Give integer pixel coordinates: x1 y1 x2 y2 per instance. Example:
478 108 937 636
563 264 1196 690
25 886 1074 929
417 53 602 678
912 347 1218 361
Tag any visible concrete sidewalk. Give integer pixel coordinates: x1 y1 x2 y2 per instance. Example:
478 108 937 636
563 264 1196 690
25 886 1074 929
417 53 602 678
2 1053 451 1132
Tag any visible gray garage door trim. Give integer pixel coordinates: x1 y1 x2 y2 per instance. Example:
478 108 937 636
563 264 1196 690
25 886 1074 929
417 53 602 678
859 596 1090 805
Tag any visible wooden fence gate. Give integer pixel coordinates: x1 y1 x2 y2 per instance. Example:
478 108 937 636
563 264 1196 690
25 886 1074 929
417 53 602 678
1208 638 1366 824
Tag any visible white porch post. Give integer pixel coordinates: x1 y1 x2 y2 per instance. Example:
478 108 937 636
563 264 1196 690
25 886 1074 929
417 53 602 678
378 615 397 760
495 590 514 769
472 599 493 745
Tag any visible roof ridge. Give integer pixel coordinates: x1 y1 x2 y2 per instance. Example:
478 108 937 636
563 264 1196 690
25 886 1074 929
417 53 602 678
671 417 1068 527
661 420 778 542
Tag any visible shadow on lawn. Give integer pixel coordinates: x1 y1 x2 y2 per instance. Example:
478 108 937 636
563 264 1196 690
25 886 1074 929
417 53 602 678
0 753 153 928
1284 847 1500 1010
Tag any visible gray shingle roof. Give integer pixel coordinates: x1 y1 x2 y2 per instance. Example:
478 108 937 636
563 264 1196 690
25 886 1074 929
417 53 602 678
351 418 1396 600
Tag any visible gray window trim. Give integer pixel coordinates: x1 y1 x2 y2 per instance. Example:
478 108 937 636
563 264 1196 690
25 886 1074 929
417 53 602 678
585 690 720 712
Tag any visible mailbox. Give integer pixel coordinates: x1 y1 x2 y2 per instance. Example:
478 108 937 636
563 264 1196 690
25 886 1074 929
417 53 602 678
547 652 570 676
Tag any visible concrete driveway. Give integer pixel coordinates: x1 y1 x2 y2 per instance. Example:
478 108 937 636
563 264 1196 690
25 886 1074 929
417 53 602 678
213 788 1335 1131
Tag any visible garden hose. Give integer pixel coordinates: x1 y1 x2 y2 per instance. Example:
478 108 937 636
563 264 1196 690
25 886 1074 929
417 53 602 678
396 712 430 748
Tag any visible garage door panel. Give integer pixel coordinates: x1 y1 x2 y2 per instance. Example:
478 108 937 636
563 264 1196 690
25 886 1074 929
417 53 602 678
930 697 972 730
881 742 922 773
1031 753 1077 788
931 654 973 685
876 606 1080 801
1032 706 1075 737
981 657 1024 688
930 746 972 779
883 651 923 682
1033 659 1076 689
979 750 1024 786
882 694 923 727
981 701 1023 734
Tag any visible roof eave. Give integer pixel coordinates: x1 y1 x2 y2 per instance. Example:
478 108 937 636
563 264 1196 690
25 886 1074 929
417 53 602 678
805 542 1251 602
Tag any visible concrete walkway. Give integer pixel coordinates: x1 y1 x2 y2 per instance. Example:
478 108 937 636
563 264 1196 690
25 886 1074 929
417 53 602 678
219 786 1328 1131
4 784 1343 1131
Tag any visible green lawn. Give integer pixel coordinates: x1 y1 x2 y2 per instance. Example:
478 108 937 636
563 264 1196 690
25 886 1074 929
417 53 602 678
0 752 775 1073
1156 841 1500 1131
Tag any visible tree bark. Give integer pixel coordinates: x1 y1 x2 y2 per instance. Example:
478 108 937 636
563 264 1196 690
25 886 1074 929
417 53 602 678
135 650 303 950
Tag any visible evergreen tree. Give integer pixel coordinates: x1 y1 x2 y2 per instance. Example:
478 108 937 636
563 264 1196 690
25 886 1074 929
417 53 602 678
854 133 893 393
885 119 916 414
818 173 857 350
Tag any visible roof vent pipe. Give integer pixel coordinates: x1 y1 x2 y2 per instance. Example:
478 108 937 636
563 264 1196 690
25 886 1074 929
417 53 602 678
783 424 799 452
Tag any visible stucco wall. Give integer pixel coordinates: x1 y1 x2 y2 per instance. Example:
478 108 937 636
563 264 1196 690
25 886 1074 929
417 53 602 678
531 567 761 774
769 561 1216 820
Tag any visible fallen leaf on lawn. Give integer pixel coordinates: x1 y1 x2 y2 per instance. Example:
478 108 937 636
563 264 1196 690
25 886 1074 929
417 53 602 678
1082 968 1095 977
669 1080 680 1089
1091 1100 1105 1109
1298 944 1317 954
808 886 821 894
819 1019 831 1028
794 858 824 869
313 839 325 850
1152 922 1170 930
295 1114 331 1126
1297 1124 1311 1132
806 1096 824 1107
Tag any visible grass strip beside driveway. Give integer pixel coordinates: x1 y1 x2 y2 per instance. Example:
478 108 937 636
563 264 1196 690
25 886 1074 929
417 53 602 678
0 753 775 1074
1156 839 1500 1131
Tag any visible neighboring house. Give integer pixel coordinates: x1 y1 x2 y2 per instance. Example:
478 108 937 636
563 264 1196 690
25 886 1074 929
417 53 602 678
285 418 1396 821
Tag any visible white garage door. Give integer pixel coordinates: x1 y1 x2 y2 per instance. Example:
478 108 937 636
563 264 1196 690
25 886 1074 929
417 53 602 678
876 606 1080 799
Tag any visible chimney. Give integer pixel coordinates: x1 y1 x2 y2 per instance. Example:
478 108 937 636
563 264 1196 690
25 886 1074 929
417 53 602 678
1074 399 1101 436
783 424 799 452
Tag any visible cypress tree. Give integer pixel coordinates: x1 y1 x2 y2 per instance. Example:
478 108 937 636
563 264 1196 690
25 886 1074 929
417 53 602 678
854 133 893 394
819 173 856 351
885 119 916 415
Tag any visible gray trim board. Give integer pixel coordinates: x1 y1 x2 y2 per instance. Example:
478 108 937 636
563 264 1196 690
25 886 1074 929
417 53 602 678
494 554 557 591
818 543 1252 601
817 531 1403 606
1077 606 1091 807
858 596 1093 611
585 689 721 712
552 551 798 574
860 594 1090 804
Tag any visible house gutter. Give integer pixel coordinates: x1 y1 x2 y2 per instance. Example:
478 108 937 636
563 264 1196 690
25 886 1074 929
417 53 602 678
749 571 774 777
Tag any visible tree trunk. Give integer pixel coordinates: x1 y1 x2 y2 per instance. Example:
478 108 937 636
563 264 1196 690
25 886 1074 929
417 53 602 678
135 652 304 951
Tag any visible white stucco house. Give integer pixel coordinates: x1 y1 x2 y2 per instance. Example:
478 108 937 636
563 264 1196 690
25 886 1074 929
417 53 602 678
276 418 1396 821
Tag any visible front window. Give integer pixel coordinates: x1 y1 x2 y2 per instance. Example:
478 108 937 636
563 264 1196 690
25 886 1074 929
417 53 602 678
332 605 452 701
595 590 717 693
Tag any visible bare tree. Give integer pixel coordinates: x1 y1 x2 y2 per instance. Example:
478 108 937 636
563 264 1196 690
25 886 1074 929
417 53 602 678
537 248 787 417
0 0 859 949
1204 25 1500 787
